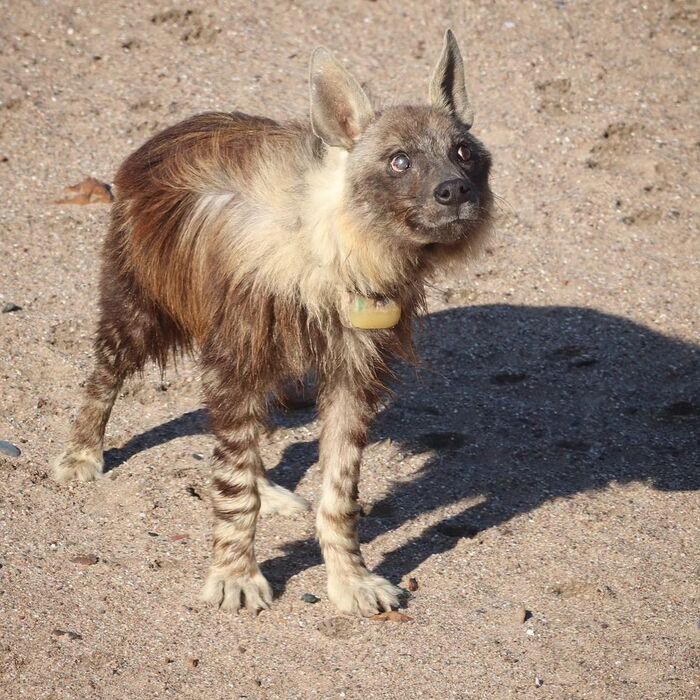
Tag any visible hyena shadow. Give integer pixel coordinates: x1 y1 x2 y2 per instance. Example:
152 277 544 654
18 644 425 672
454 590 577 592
102 406 313 472
104 409 205 471
264 304 699 587
106 304 699 587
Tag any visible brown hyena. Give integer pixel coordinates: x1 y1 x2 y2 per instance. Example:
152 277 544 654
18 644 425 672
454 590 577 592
54 31 493 616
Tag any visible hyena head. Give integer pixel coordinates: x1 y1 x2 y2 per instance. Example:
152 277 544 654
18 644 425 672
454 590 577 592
310 30 493 251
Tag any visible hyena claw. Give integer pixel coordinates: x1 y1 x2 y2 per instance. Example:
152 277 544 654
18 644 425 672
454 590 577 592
327 572 402 617
201 568 273 614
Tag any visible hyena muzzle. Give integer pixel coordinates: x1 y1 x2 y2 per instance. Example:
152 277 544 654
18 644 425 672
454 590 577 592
55 30 493 616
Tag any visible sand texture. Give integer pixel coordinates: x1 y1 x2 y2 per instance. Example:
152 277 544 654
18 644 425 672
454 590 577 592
1 1 698 698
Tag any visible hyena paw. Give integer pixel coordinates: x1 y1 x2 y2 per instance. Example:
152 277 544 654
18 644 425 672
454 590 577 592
201 567 273 614
53 448 103 483
258 481 310 517
328 571 401 617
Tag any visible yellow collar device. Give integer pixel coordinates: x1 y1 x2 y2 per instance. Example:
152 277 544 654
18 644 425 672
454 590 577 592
346 294 402 330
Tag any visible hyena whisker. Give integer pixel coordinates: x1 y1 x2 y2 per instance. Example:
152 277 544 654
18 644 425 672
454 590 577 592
490 192 514 216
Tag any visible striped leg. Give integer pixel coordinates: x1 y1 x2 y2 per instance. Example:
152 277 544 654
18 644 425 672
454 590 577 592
54 268 181 483
316 378 401 616
54 351 123 483
200 369 273 613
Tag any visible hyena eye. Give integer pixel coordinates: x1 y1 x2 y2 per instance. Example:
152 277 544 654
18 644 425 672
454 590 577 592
390 152 411 173
457 144 472 162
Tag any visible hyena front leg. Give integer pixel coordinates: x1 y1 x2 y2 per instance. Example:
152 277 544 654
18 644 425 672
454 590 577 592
317 375 401 616
54 348 124 483
200 362 274 613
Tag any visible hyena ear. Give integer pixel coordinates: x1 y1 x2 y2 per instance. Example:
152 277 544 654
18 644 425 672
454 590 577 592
429 29 474 129
309 48 374 149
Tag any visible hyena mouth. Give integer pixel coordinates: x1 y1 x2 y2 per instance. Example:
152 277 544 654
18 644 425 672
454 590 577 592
454 214 481 223
451 201 483 224
459 204 481 219
409 206 483 234
419 216 483 238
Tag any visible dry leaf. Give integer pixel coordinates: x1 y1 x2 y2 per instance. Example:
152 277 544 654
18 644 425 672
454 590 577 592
55 177 113 205
370 611 413 622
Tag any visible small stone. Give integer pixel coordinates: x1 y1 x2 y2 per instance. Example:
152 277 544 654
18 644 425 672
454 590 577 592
2 302 21 313
407 577 419 592
535 677 544 688
186 485 203 500
548 344 585 359
147 531 159 537
0 440 21 458
436 522 479 539
416 431 468 450
300 593 320 604
568 355 598 368
52 629 83 641
70 554 99 566
664 400 700 419
188 658 199 668
490 370 528 385
192 452 205 461
515 606 533 623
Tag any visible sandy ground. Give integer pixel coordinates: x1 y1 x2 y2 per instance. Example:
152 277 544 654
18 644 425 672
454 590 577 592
1 1 699 698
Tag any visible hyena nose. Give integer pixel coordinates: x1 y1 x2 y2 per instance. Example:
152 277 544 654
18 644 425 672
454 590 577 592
434 179 473 207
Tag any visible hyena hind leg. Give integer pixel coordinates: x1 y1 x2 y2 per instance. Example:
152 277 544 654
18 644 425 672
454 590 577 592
53 354 124 483
54 281 178 483
255 377 314 516
258 479 310 517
